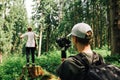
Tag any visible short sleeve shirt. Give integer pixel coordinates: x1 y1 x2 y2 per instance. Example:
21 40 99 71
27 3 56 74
21 32 37 47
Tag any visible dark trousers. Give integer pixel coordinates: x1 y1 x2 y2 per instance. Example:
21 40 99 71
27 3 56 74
26 47 35 63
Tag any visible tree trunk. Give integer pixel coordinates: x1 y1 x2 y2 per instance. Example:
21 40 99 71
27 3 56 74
46 24 51 52
38 24 43 57
110 0 120 54
107 0 111 50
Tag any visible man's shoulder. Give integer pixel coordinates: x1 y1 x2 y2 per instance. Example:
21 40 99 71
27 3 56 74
26 32 35 35
64 55 78 62
62 57 74 65
63 55 84 66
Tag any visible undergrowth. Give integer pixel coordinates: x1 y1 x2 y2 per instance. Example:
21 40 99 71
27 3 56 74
0 48 120 79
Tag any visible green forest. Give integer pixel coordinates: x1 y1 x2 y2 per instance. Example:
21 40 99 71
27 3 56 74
0 0 120 80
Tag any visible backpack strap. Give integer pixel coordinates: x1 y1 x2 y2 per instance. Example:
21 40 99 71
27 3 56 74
74 53 90 69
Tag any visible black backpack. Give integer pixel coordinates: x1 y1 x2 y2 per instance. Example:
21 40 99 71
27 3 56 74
74 53 120 80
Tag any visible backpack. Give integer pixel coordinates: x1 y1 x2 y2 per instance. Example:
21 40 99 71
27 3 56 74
74 53 120 80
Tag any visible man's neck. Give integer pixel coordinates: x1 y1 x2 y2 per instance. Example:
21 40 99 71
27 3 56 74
77 44 93 54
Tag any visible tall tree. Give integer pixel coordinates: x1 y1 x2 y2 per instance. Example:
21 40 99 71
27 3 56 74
32 0 59 52
0 0 28 54
0 0 13 54
32 0 110 53
110 0 120 54
58 0 108 48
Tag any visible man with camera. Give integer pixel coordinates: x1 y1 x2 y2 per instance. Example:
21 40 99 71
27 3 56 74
56 23 104 80
56 37 71 62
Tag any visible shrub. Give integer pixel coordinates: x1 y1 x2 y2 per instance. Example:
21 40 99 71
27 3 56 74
104 54 120 67
35 51 61 74
0 54 25 80
0 49 120 79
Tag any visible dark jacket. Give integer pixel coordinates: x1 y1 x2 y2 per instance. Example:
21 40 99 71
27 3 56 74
56 52 104 80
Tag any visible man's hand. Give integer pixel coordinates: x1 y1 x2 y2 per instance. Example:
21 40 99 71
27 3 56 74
18 32 22 39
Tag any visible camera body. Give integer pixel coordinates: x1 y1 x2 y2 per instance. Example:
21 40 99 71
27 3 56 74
56 37 71 50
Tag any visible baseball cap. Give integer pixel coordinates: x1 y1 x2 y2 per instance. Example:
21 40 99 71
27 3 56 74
68 23 93 39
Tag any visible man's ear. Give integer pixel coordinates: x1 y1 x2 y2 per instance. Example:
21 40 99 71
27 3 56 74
73 36 77 43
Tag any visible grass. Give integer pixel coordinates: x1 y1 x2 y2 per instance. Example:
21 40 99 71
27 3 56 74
93 48 111 57
0 48 120 79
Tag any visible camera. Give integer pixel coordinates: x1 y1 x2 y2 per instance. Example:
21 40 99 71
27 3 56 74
56 37 71 49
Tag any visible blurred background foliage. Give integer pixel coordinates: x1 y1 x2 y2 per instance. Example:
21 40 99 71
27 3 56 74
0 0 120 79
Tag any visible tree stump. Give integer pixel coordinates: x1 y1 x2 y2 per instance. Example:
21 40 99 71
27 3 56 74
19 65 44 80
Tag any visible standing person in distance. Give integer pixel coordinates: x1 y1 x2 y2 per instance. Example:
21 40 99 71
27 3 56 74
56 23 104 80
20 27 39 66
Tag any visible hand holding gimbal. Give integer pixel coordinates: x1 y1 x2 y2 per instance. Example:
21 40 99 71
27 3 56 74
56 37 71 61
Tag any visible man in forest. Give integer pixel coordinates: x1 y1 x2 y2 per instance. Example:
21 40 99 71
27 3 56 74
20 27 39 66
56 23 104 80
